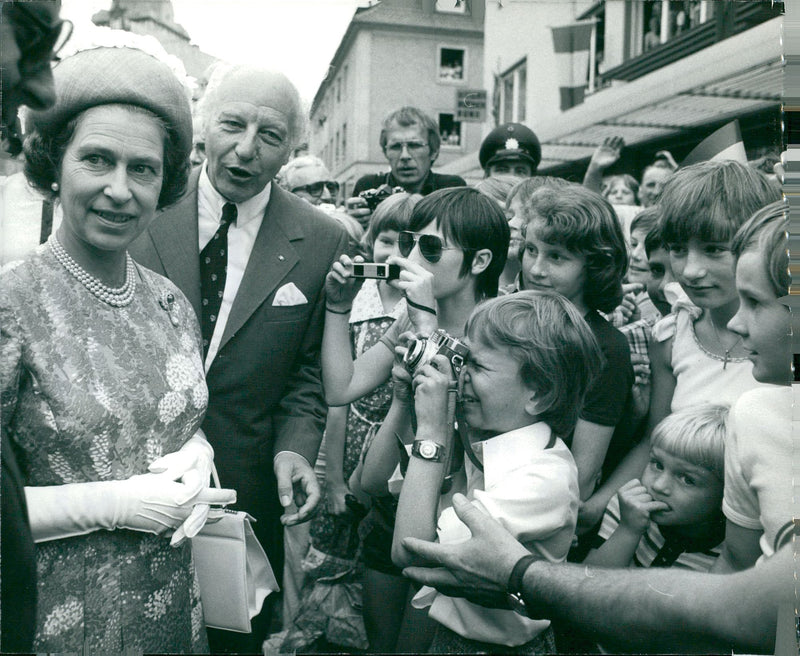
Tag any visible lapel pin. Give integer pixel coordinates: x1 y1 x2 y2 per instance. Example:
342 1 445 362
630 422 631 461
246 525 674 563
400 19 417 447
278 255 285 261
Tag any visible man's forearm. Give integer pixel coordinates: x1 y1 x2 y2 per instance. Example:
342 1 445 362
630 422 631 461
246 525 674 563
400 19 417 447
521 557 782 653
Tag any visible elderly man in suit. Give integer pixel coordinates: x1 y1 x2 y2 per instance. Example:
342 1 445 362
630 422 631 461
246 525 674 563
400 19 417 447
130 65 348 653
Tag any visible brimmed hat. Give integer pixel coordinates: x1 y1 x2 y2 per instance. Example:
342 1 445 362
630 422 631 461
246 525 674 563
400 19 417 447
25 46 192 161
479 122 541 172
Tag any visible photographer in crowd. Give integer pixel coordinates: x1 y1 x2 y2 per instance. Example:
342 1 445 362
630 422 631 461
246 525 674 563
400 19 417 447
347 107 465 221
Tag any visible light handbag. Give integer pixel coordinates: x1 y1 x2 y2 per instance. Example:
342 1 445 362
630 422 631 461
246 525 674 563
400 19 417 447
191 466 280 633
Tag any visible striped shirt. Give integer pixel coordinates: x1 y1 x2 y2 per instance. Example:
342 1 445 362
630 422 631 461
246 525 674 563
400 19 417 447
597 495 723 571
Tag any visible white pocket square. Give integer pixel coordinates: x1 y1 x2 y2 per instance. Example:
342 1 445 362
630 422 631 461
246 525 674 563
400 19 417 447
272 282 308 306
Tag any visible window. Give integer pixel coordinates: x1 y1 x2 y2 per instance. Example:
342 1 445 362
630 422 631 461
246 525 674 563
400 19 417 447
435 0 466 14
342 65 349 101
498 59 526 124
336 77 341 103
438 47 465 82
438 113 462 147
335 130 340 165
641 1 714 52
341 122 347 162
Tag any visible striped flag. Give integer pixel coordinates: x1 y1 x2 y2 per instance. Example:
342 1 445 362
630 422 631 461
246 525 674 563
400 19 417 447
551 20 595 111
681 120 748 166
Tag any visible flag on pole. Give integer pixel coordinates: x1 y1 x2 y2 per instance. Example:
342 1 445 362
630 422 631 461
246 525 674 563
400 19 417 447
551 20 595 111
681 120 748 167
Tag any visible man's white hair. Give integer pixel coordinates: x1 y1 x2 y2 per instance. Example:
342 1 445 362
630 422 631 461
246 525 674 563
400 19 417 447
196 64 306 149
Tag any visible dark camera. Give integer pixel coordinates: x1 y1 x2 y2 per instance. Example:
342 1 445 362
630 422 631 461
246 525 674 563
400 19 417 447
351 262 401 280
403 329 469 377
358 184 405 211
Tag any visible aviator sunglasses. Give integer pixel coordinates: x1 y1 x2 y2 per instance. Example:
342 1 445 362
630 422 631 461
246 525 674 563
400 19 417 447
398 231 469 264
291 180 340 197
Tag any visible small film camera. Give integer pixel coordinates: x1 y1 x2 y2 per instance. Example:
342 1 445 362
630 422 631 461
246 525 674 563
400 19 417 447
358 184 405 211
351 262 401 280
403 329 469 377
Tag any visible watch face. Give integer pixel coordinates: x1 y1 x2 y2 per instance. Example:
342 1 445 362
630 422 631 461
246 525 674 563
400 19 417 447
420 442 437 459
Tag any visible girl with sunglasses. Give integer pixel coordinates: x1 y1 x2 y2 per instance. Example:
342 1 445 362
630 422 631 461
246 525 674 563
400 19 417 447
323 187 509 407
322 187 508 651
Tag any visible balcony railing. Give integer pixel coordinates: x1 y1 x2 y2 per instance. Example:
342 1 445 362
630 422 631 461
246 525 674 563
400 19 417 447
601 2 782 84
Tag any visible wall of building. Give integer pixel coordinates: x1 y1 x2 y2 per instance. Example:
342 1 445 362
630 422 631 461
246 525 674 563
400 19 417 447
310 23 483 196
482 0 592 133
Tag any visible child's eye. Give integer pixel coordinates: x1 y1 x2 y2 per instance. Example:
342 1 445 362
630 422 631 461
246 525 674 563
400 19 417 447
668 244 686 256
649 458 663 471
649 265 665 277
679 474 696 486
704 245 728 256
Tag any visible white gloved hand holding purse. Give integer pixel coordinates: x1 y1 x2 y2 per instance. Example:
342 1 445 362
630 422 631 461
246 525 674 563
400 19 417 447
26 431 235 545
147 430 218 545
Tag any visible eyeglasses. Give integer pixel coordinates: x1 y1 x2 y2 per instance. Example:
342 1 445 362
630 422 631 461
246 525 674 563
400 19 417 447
398 231 468 264
291 180 340 197
384 141 429 157
10 3 73 62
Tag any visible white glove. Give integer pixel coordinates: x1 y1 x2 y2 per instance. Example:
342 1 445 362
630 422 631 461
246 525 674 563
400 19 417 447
26 472 236 543
147 431 217 545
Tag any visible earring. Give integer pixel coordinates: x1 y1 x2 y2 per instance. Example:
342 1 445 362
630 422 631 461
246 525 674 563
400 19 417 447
50 182 59 193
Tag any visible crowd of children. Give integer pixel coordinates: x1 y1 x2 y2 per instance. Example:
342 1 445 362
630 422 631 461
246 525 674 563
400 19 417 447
277 153 785 654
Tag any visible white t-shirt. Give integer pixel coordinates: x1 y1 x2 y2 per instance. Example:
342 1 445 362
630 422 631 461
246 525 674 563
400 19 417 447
722 385 793 563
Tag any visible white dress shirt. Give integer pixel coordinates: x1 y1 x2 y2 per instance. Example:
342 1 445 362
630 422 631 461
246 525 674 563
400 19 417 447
197 162 271 371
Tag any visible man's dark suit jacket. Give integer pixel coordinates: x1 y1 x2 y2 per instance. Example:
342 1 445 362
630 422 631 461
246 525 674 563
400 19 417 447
353 170 466 196
129 171 348 570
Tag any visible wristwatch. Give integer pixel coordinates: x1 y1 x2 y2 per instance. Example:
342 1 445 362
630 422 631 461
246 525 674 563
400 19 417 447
507 554 538 617
411 439 446 462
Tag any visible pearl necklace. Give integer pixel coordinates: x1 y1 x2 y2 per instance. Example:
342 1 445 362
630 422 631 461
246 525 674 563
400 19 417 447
49 237 136 307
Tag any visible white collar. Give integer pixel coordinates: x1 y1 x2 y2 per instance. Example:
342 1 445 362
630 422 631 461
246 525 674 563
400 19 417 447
470 422 553 464
198 161 272 225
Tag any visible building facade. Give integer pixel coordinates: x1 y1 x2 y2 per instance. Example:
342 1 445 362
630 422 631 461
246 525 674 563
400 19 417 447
439 0 782 181
92 0 218 80
308 0 485 197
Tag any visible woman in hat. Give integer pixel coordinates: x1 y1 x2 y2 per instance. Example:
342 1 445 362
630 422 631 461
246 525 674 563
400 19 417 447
0 47 234 652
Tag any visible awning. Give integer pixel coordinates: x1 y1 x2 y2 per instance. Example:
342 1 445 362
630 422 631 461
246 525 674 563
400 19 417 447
441 16 781 178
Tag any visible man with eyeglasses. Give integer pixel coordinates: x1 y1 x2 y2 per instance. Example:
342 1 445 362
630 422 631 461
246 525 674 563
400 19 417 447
0 2 68 651
281 155 340 207
347 106 465 220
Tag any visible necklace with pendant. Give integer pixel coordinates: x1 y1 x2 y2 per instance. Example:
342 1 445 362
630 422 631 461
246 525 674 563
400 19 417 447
708 317 742 370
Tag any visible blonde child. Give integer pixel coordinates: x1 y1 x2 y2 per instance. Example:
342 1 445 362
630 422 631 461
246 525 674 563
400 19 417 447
586 404 728 571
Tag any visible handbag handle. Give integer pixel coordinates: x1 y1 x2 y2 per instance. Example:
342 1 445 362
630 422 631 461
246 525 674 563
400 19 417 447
210 460 221 489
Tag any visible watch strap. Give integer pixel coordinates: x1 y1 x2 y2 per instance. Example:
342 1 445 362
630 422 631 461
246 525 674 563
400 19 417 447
507 553 538 594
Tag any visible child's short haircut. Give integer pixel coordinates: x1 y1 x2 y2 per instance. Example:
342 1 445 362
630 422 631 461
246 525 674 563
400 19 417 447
407 187 510 300
630 205 661 237
522 185 628 312
644 224 666 258
731 199 789 298
650 404 729 479
363 192 421 251
602 173 639 198
658 160 781 247
506 175 572 208
464 290 602 437
473 175 519 207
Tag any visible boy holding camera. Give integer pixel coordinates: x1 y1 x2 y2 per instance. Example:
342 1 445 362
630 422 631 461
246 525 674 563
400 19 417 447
391 291 601 653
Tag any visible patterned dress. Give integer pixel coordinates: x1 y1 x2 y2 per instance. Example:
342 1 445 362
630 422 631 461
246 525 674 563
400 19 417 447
0 243 209 653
